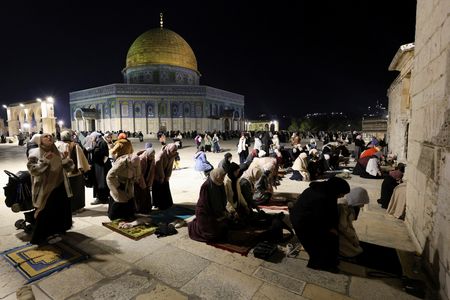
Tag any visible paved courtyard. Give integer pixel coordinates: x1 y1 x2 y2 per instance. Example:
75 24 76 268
0 138 428 299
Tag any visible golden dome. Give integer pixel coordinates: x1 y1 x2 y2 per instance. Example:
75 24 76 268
126 28 198 72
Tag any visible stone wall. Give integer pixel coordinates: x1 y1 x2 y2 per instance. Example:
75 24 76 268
387 45 414 163
407 1 450 299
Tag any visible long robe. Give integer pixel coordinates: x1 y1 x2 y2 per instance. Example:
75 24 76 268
289 182 339 269
188 178 228 242
378 175 399 209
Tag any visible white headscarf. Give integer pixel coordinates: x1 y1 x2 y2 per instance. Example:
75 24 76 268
346 187 369 207
29 134 42 146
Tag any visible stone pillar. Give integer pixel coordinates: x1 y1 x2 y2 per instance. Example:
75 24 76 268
41 117 56 134
8 119 20 136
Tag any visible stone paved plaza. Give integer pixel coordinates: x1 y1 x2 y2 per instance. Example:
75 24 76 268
0 138 427 299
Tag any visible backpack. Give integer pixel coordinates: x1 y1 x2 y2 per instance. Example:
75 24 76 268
4 170 33 212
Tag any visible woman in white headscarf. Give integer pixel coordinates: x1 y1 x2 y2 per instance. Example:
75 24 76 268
291 152 310 181
27 133 74 244
338 187 369 257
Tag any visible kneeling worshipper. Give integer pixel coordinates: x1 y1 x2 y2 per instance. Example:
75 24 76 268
253 167 273 206
106 138 141 221
387 182 407 219
378 163 405 209
188 168 231 242
289 177 350 272
27 133 74 244
290 152 310 181
338 187 370 258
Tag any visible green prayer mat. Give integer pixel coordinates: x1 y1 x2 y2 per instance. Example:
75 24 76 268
102 219 158 240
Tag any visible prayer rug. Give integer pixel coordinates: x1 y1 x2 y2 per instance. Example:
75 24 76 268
102 220 158 241
150 206 195 224
207 227 267 256
1 241 89 282
341 241 403 276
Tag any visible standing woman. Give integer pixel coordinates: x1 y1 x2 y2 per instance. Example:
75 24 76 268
152 143 178 210
57 130 91 213
27 133 74 244
134 143 156 214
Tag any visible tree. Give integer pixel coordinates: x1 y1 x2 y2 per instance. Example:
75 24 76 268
288 118 299 132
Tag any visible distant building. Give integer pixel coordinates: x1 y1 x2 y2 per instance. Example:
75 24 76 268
246 120 279 132
3 99 56 136
361 117 387 141
70 17 244 134
361 101 388 141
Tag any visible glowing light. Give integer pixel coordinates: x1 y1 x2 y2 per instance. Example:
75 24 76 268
2 105 7 109
19 103 24 107
46 97 54 103
36 98 42 102
58 120 64 127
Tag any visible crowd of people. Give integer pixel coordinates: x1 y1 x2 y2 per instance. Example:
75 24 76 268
17 128 405 274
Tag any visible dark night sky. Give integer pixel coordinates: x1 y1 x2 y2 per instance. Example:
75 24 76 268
0 1 416 124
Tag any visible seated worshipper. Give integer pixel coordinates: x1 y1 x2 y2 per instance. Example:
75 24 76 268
153 143 178 210
353 151 383 178
57 130 91 213
290 152 310 181
289 177 350 272
307 149 324 180
253 168 273 206
387 182 407 219
106 138 141 220
218 152 233 173
224 162 244 218
361 152 383 179
194 146 214 176
250 157 278 187
27 133 74 244
336 141 351 166
360 145 382 159
338 187 369 258
238 165 264 218
134 143 155 215
377 163 405 209
188 168 230 242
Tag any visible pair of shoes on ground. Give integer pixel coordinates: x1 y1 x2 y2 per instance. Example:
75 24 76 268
90 198 108 205
170 219 187 229
46 234 62 244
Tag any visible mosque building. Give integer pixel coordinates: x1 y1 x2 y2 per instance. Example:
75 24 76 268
70 15 245 134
